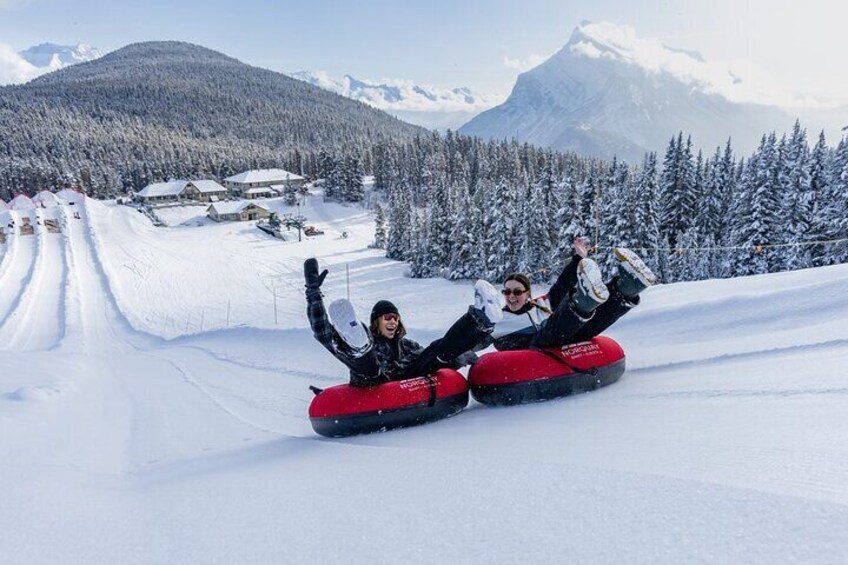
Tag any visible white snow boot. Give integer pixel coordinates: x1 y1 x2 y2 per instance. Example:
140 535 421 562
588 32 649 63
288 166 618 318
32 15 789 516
474 279 504 324
573 257 609 316
614 247 657 298
328 299 371 355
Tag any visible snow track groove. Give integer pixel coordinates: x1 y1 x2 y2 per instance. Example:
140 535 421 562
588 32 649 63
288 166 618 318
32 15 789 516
0 208 67 351
0 211 40 328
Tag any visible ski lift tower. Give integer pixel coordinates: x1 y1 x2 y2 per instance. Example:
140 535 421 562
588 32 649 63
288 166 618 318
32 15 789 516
295 198 302 242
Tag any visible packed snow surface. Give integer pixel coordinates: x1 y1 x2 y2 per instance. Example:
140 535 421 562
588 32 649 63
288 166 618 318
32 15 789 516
1 193 847 564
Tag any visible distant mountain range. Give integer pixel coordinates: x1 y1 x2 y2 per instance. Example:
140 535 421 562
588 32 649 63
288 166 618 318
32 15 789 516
460 22 848 161
19 43 103 69
288 70 502 131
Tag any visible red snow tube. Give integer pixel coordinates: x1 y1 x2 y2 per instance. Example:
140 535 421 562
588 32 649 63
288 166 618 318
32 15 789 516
468 336 626 406
309 369 469 437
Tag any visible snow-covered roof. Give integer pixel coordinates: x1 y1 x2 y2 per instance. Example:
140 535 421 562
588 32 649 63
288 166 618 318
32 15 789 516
224 169 305 184
137 180 189 198
10 194 35 210
189 180 227 194
207 201 270 215
33 191 59 206
244 187 277 195
56 189 84 204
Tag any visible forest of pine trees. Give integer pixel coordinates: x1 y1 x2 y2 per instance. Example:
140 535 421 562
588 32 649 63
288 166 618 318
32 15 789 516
376 123 848 284
3 85 845 285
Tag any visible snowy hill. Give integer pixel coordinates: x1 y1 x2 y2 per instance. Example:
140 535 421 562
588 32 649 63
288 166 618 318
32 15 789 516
460 22 845 161
289 70 503 130
0 41 425 198
2 193 848 563
18 42 102 69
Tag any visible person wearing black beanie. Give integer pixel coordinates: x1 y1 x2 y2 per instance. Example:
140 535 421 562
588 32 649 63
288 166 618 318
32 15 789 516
304 258 504 387
370 300 399 324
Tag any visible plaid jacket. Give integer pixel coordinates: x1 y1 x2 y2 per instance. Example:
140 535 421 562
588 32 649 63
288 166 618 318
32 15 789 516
306 288 338 355
306 288 424 385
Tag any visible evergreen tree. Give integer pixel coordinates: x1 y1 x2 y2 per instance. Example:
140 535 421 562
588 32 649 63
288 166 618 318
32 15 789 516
425 177 453 275
373 203 387 248
386 182 412 261
632 152 662 277
779 121 814 270
808 131 833 266
658 133 697 247
487 178 518 280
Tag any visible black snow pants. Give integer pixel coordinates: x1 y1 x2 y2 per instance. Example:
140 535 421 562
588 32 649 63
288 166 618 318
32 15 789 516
531 276 637 348
345 308 491 387
398 308 490 379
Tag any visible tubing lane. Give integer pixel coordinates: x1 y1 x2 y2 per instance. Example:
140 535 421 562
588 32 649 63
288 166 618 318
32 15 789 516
0 210 40 330
0 208 67 352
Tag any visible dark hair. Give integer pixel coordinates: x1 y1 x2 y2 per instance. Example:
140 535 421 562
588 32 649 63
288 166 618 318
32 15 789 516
503 272 551 314
503 273 531 292
369 316 407 339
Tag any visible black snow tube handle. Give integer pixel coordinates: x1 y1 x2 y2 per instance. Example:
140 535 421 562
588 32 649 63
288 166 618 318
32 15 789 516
424 375 438 407
309 385 324 396
533 348 598 377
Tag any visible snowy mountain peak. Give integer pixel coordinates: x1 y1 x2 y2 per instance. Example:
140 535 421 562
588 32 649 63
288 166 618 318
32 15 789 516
288 70 504 130
19 42 103 69
459 21 834 161
560 22 788 107
289 70 500 113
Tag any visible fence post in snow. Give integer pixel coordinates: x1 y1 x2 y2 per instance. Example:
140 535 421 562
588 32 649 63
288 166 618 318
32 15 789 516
200 310 205 332
273 283 278 325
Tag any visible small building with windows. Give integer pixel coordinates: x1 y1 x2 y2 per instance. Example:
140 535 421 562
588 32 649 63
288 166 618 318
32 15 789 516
136 180 189 203
136 179 230 203
207 201 271 222
223 169 306 197
189 180 229 202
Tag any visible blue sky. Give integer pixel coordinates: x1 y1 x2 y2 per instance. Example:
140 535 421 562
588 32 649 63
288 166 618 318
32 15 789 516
1 0 846 102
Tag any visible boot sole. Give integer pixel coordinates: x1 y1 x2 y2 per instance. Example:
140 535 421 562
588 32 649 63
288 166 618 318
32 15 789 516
328 299 370 351
614 248 657 286
474 280 504 323
577 259 609 303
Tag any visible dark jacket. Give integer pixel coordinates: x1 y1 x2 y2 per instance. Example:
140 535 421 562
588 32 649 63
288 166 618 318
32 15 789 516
306 287 426 386
369 333 424 382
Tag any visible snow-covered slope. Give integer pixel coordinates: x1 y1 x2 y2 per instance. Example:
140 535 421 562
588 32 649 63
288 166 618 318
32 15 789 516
460 22 820 161
2 192 848 564
289 70 503 130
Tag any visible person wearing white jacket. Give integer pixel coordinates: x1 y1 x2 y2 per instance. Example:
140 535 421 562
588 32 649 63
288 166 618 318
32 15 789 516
488 237 657 351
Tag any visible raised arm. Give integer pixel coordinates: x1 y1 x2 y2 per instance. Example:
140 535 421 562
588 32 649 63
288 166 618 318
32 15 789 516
547 236 590 311
304 258 336 354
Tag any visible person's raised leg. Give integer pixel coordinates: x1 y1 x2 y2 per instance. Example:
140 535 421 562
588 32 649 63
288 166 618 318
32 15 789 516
532 257 608 348
402 280 502 377
571 248 656 342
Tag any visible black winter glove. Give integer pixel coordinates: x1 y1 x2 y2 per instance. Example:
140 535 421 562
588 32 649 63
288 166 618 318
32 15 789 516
304 258 329 290
455 351 480 367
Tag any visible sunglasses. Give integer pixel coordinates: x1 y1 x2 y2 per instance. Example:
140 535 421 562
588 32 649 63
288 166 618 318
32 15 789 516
501 288 528 297
382 313 399 322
